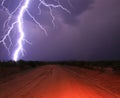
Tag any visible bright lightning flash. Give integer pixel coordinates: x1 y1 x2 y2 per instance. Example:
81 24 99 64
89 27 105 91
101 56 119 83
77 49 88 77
0 0 70 61
13 0 30 61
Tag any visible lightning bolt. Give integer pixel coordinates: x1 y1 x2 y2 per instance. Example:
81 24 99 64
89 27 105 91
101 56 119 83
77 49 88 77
0 0 71 61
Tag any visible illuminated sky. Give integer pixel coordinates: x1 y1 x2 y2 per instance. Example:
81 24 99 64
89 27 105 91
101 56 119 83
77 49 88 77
0 0 120 61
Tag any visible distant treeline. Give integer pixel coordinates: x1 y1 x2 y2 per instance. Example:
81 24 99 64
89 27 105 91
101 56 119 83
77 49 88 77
0 60 120 76
45 61 120 72
0 60 120 68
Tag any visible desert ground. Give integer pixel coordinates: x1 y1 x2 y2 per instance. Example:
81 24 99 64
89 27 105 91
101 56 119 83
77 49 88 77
0 65 120 98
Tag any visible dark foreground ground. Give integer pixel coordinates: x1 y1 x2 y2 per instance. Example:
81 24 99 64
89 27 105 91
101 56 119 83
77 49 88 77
0 65 120 98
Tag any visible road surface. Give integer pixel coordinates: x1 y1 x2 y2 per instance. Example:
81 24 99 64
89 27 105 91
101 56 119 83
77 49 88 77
0 65 119 98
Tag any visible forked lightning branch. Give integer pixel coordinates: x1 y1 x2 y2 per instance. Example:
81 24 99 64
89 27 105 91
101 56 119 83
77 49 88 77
0 0 70 61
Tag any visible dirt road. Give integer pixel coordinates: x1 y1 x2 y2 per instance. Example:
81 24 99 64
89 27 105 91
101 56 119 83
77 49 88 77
0 65 119 98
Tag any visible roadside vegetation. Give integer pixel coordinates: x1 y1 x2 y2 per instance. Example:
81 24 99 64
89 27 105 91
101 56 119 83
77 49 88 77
0 60 120 77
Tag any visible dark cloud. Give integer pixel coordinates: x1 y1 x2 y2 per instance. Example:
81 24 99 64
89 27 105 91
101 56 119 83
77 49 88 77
76 0 120 60
60 0 94 25
0 0 120 61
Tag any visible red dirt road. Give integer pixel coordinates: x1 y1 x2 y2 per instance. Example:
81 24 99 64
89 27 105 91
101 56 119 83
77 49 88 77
0 65 119 98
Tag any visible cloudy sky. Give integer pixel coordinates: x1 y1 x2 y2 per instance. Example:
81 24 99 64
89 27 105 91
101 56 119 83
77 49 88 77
0 0 120 61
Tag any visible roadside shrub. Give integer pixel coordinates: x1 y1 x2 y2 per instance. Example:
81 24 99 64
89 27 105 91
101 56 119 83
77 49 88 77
112 65 120 74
